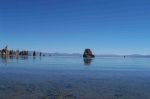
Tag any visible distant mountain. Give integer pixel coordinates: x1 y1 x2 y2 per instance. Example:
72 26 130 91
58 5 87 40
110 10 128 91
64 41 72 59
96 54 150 58
96 54 123 57
126 54 150 58
43 52 82 57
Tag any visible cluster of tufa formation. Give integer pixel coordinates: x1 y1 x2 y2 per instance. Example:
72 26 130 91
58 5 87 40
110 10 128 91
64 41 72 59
83 49 95 58
0 46 29 56
0 46 41 57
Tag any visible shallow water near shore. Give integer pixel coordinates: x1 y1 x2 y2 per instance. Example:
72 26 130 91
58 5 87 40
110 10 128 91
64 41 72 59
1 56 150 99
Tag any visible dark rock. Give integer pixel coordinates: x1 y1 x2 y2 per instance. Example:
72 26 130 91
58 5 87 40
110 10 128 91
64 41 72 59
19 51 28 56
83 49 95 58
9 50 13 55
40 52 42 56
1 46 9 56
33 51 36 56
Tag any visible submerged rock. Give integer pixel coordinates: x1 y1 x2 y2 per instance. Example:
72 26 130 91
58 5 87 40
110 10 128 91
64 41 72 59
83 49 95 58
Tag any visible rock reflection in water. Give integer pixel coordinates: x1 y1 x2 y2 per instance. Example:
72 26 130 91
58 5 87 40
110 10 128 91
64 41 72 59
0 55 29 64
20 56 28 60
1 55 8 64
83 58 93 65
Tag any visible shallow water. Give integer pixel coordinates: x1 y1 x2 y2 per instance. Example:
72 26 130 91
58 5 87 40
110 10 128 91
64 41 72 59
0 56 150 99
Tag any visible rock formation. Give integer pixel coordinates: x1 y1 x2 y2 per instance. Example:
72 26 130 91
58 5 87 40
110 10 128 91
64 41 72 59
40 52 42 56
0 46 43 57
1 46 9 56
19 51 28 56
83 49 95 58
33 51 36 56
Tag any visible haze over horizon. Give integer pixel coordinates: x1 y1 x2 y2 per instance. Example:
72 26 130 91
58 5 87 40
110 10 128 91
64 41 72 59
0 0 150 55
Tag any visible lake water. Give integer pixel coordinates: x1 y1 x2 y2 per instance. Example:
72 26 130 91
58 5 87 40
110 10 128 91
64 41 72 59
0 56 150 99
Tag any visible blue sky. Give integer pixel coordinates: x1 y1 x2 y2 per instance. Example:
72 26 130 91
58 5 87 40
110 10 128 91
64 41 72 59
0 0 150 54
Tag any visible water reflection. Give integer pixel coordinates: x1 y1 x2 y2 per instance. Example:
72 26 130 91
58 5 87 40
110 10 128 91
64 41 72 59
33 56 36 60
1 55 8 64
83 58 93 65
19 56 28 60
1 56 94 67
0 55 29 64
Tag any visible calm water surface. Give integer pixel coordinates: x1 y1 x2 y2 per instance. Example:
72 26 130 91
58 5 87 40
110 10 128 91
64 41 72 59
0 56 150 99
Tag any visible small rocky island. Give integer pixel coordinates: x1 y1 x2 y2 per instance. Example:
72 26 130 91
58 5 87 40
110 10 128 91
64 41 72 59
83 49 95 58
